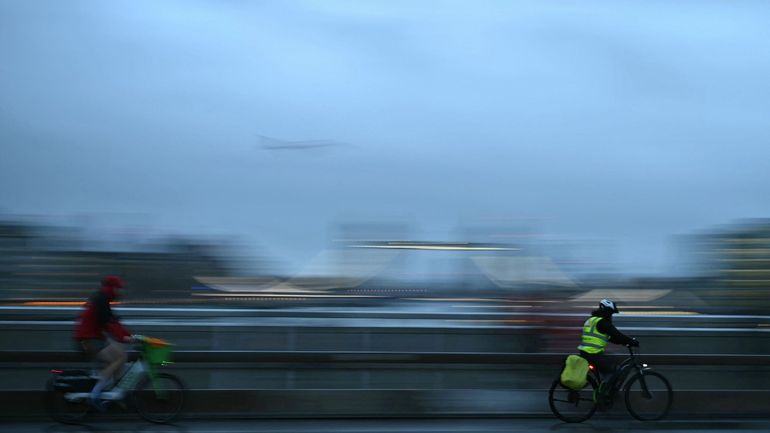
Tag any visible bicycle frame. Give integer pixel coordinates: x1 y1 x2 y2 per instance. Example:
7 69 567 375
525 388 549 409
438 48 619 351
607 346 653 399
550 345 672 423
61 345 159 403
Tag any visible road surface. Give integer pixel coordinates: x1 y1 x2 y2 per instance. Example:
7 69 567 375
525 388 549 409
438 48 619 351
4 419 770 433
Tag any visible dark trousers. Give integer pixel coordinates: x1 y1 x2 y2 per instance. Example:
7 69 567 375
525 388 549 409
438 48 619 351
579 351 616 383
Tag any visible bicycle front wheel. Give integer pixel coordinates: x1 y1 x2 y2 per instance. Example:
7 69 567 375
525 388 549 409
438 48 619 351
624 370 672 421
131 372 185 423
548 374 598 423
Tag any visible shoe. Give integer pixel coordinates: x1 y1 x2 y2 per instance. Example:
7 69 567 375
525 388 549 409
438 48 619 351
593 383 604 403
594 392 606 411
101 389 125 401
594 383 612 411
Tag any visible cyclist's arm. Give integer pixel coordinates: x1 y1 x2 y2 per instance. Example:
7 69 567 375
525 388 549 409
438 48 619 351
106 321 131 342
597 319 634 345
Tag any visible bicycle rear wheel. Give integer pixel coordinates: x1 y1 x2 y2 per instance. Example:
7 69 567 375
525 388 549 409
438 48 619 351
45 378 90 424
624 370 672 421
548 374 598 423
131 372 185 423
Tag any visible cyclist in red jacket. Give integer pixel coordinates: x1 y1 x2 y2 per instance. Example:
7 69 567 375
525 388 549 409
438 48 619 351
74 276 133 408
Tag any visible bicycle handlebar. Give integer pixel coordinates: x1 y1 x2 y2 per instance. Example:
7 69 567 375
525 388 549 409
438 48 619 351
130 334 171 349
626 344 643 360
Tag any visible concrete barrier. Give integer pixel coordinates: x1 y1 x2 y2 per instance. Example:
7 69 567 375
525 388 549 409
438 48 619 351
1 389 769 419
2 351 770 420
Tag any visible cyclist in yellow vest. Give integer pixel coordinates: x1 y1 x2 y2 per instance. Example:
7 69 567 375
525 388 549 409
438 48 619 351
578 299 639 383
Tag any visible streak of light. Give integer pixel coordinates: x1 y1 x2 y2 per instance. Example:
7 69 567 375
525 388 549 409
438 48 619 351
403 297 516 302
350 245 518 251
451 304 535 308
22 301 123 306
447 319 529 324
619 311 700 315
14 272 99 276
192 293 385 299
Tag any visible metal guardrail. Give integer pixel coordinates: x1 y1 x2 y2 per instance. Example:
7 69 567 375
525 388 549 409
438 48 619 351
4 305 770 323
3 350 770 365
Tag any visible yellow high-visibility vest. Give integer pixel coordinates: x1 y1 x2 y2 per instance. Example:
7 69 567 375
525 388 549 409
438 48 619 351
577 316 609 354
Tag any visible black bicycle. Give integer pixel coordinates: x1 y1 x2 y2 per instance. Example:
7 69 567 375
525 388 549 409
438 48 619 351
46 335 185 424
548 345 673 422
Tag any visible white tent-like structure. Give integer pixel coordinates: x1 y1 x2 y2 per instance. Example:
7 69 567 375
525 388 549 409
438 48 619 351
194 247 400 294
471 255 576 288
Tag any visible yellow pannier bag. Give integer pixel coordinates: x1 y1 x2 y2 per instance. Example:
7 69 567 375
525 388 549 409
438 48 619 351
560 354 589 390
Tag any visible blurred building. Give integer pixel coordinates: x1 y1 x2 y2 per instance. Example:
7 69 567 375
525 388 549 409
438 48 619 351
0 219 235 302
677 219 770 285
675 219 770 312
713 220 770 288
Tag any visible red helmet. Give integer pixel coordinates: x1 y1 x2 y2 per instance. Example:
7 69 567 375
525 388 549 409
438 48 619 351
101 275 124 289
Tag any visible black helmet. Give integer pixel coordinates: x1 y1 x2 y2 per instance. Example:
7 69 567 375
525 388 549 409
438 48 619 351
599 298 620 314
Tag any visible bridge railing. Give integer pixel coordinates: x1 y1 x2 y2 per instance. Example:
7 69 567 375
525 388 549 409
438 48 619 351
2 350 769 419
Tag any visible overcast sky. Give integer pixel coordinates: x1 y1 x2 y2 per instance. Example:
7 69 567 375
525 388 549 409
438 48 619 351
2 1 770 275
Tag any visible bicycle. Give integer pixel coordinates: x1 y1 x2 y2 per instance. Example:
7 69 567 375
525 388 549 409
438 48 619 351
548 345 673 423
46 335 185 424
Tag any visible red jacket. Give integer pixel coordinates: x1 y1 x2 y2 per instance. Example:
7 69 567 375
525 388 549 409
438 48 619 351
74 285 131 341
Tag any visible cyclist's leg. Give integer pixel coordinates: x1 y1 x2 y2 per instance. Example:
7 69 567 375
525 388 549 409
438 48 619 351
593 354 624 411
82 339 120 408
591 354 613 379
579 352 607 383
578 351 610 412
79 338 104 361
597 355 618 392
100 341 129 402
100 340 127 384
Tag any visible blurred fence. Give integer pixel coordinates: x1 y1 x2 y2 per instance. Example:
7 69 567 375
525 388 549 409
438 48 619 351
2 307 770 418
1 350 769 419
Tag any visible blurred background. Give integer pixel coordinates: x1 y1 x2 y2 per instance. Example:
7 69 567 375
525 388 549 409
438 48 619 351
2 0 770 422
2 214 770 315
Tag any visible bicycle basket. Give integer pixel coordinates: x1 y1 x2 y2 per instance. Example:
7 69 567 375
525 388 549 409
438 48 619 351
142 337 173 365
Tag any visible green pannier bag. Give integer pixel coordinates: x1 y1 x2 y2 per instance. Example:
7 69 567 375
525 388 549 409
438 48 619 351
560 354 589 390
